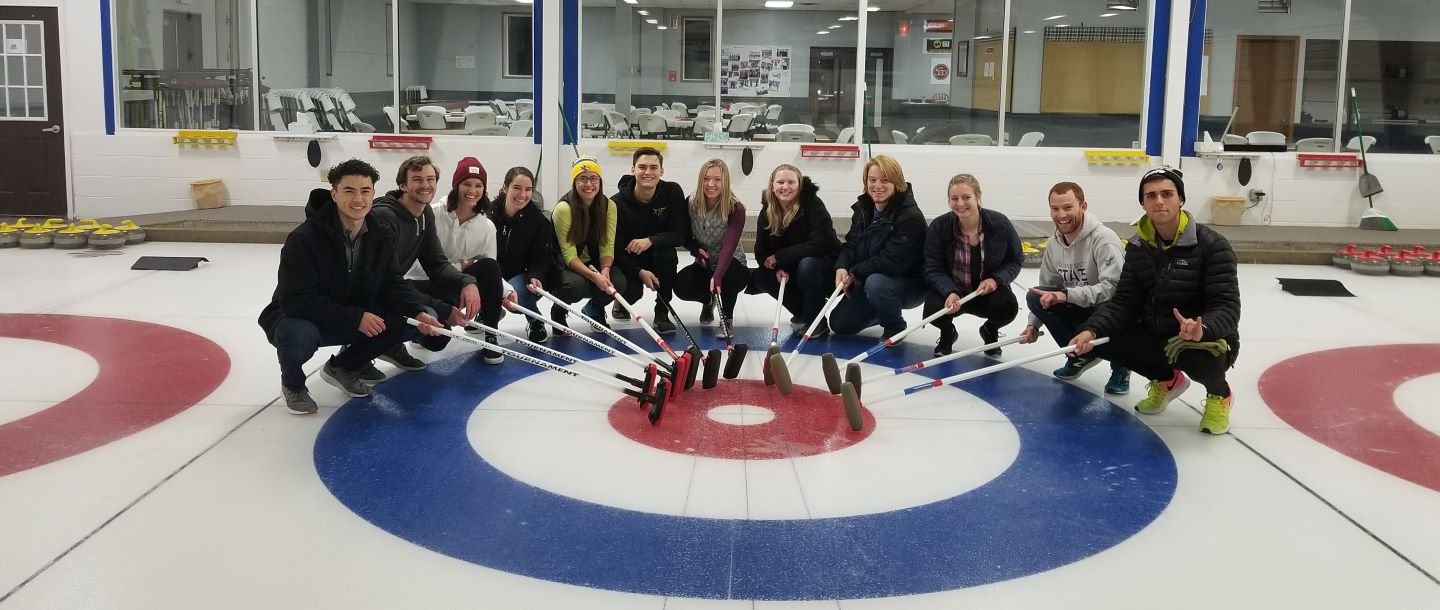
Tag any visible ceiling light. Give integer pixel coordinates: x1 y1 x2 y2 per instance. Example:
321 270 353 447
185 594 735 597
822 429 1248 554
867 6 881 11
838 15 859 21
1044 14 1065 20
636 9 648 14
816 30 830 34
622 0 637 4
828 24 842 28
1055 23 1071 27
514 0 532 3
1100 12 1117 17
645 18 657 24
764 0 793 7
1022 30 1036 34
657 25 668 29
1108 1 1139 10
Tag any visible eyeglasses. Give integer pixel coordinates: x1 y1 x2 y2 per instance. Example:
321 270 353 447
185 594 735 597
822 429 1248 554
576 176 601 185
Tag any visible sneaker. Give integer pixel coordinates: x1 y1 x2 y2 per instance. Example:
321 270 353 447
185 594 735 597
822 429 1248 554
1199 393 1233 434
482 333 504 365
700 296 716 324
281 385 318 415
808 319 830 340
612 302 628 320
550 305 570 336
717 317 734 339
587 306 610 333
378 344 426 371
653 306 677 334
322 359 373 397
358 362 386 385
1134 369 1190 415
790 314 804 327
1104 367 1131 395
465 320 485 335
882 325 907 345
527 320 549 344
1053 356 1100 380
934 326 957 357
979 323 1002 356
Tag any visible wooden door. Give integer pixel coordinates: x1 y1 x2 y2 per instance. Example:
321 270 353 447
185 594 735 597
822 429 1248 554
1233 35 1299 138
973 40 1013 112
0 6 66 218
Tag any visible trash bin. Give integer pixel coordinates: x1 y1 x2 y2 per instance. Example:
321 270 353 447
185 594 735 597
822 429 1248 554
1208 195 1246 226
190 178 228 210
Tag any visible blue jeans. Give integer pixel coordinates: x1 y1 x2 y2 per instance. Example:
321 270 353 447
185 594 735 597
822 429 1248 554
269 315 411 390
750 255 834 324
507 273 541 318
828 273 926 336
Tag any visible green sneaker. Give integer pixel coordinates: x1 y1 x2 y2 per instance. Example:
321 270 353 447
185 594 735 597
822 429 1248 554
1134 370 1189 415
1104 367 1130 395
1200 393 1232 434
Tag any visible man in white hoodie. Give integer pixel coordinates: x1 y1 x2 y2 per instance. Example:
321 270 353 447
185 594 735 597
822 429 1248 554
1018 182 1130 395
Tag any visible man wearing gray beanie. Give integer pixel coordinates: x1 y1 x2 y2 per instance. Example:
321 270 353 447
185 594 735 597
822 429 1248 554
1067 168 1241 435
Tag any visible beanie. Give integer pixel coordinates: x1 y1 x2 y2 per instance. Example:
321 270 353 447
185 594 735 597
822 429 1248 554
452 156 487 190
1139 167 1186 204
570 157 602 183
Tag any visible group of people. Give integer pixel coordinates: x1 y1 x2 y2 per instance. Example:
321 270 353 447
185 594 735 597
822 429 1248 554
261 152 1239 435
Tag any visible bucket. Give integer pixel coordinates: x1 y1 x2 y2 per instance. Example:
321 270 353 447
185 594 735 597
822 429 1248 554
1209 196 1246 226
190 178 228 210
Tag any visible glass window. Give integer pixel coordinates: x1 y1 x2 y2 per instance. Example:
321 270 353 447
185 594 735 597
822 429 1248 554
115 0 255 129
398 0 533 137
0 20 45 119
577 0 686 140
682 17 712 82
1205 0 1346 151
718 5 860 143
1345 0 1440 154
257 0 392 133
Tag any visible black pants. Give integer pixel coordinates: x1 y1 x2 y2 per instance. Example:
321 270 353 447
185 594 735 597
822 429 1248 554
269 315 411 390
409 257 504 350
553 266 629 316
616 246 678 309
1092 326 1235 396
922 287 1019 336
673 258 751 318
749 255 834 325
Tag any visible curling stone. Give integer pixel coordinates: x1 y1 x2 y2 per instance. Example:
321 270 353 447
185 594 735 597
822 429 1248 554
40 218 67 231
52 224 90 249
1351 252 1390 276
1332 244 1360 269
74 218 101 231
0 223 19 248
1425 252 1440 277
1021 241 1042 268
11 217 35 229
18 227 54 249
1390 251 1425 277
116 219 147 244
88 225 127 250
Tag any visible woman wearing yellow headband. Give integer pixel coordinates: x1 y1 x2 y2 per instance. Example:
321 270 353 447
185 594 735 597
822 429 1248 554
549 158 627 333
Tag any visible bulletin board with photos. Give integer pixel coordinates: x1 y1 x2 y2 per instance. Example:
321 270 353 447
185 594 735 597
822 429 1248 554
719 45 792 97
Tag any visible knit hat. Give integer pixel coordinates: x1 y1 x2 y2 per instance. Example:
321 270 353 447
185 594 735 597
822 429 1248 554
570 157 602 183
1139 167 1186 204
452 156 487 190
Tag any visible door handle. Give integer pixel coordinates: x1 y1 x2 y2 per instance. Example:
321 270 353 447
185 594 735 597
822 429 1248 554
42 125 61 133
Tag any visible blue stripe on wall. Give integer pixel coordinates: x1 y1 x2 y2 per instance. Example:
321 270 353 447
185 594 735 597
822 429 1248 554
101 0 115 135
1145 0 1171 156
532 2 542 144
1180 0 1206 157
562 0 579 147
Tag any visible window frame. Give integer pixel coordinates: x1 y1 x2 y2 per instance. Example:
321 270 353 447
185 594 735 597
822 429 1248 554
503 12 534 79
681 16 713 83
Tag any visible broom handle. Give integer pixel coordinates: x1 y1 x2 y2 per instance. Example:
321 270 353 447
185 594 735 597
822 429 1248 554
464 319 643 387
847 291 980 366
869 338 1112 404
607 288 683 362
536 287 664 365
784 284 846 366
861 334 1033 385
407 319 634 393
769 277 787 347
501 303 649 368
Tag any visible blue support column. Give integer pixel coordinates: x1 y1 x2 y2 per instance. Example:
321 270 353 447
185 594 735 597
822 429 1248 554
1145 0 1172 156
1180 0 1207 157
562 0 579 147
102 0 115 134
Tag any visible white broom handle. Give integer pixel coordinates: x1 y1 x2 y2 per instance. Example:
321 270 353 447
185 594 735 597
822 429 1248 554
464 320 634 383
769 277 788 346
536 287 664 365
406 318 630 392
784 284 846 366
607 289 682 362
861 334 1031 385
870 337 1111 404
506 302 648 368
847 290 981 365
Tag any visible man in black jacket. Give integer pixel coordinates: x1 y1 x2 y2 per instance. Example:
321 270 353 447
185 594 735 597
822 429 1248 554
370 156 482 365
611 147 688 333
829 155 929 340
1070 168 1241 434
258 159 443 415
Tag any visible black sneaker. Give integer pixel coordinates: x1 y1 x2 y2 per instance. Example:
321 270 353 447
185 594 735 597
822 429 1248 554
934 326 958 357
980 323 1002 357
808 319 831 339
358 362 386 385
700 297 716 324
482 333 504 365
281 385 318 415
527 320 549 344
587 306 610 333
612 302 628 320
378 344 426 371
550 305 570 336
882 325 907 345
790 314 804 328
653 307 677 334
322 359 373 397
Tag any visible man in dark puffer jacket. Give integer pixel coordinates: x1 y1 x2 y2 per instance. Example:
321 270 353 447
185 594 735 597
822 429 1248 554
1070 168 1240 434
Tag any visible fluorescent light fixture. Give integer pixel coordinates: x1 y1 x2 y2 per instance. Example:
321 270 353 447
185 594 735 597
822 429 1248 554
816 30 830 34
867 6 881 11
828 24 842 28
838 15 859 21
514 0 532 3
657 25 668 29
1100 12 1117 17
1108 1 1140 10
1054 23 1071 27
637 9 649 14
622 0 637 4
1022 30 1036 33
1043 14 1065 20
646 18 657 23
764 0 793 7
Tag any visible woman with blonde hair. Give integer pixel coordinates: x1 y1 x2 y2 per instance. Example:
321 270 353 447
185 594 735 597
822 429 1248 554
673 159 750 337
750 163 841 335
829 154 928 340
923 173 1023 357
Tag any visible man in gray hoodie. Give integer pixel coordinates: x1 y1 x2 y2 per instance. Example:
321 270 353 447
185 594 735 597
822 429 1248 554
1019 182 1130 395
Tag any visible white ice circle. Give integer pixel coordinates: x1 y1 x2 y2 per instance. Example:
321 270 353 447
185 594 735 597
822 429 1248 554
0 338 100 426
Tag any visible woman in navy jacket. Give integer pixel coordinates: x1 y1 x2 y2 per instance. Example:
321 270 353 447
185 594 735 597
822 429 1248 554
923 173 1024 357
